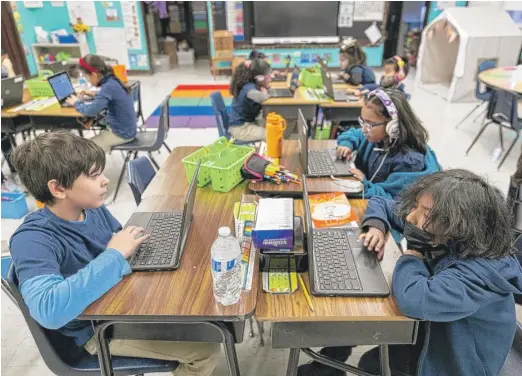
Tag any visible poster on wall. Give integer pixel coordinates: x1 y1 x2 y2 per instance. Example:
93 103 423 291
353 1 384 21
23 1 43 8
226 1 244 41
121 2 142 50
338 1 354 28
67 1 98 26
93 27 130 68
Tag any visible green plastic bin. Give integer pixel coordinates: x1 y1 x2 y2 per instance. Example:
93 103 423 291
207 146 254 192
182 137 231 187
25 70 55 97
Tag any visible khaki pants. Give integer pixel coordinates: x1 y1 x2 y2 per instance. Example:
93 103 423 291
90 129 134 153
85 337 220 376
228 118 266 142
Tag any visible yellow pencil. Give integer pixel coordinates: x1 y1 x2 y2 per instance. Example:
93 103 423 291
298 274 315 312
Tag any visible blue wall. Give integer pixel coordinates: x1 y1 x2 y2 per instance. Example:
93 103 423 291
15 1 149 75
427 1 468 24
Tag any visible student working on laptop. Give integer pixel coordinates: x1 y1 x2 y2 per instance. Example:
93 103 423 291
229 58 272 142
64 54 137 152
9 132 220 376
336 88 440 199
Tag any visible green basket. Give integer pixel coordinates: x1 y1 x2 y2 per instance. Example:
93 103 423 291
299 65 323 89
207 146 254 192
26 70 55 98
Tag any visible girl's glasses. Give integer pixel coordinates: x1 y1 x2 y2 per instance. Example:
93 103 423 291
357 116 387 129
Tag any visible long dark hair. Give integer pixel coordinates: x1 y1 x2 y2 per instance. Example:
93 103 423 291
384 56 410 77
79 54 129 93
398 169 513 259
230 58 271 97
365 88 428 154
340 39 367 66
249 50 266 60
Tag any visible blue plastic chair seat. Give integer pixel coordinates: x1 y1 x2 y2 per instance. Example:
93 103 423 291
70 353 178 374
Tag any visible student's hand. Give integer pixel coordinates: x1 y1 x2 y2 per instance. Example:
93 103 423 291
79 90 96 98
352 89 362 96
342 72 350 80
404 249 424 260
350 167 365 181
260 86 269 95
65 95 79 106
359 227 386 260
336 146 352 159
107 226 150 259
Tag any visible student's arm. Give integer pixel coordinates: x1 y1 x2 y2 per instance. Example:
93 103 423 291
362 196 405 234
361 83 379 92
74 90 110 117
337 127 365 150
246 88 269 103
393 257 492 321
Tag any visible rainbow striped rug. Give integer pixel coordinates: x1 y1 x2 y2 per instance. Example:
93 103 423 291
145 84 232 129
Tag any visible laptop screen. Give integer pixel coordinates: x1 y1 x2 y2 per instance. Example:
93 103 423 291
321 68 334 99
302 176 314 269
181 159 200 242
48 72 75 102
297 108 308 173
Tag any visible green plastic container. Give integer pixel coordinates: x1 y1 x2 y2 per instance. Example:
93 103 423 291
299 65 323 89
25 70 55 98
182 137 231 187
207 146 254 192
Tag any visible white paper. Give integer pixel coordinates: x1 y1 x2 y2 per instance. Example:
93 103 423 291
50 1 64 7
353 1 384 21
93 27 129 68
338 1 354 28
121 2 142 50
23 2 43 8
364 22 383 45
68 1 98 26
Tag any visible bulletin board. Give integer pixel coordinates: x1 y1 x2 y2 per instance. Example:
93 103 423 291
14 1 150 76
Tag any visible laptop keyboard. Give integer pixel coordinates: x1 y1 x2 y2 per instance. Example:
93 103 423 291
308 150 339 175
313 230 362 292
130 213 183 268
269 88 292 97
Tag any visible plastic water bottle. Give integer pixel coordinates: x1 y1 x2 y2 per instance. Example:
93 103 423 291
211 227 242 306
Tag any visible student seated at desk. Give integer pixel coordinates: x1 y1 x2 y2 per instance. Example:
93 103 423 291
9 132 220 376
228 58 271 142
301 169 522 376
338 37 376 86
249 50 284 79
355 56 410 97
336 88 440 199
65 54 137 152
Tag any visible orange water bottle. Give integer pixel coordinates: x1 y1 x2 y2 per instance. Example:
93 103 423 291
265 112 286 159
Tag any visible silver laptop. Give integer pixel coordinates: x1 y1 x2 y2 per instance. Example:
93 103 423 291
1 76 24 108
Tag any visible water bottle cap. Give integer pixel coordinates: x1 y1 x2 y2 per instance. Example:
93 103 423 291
218 227 231 237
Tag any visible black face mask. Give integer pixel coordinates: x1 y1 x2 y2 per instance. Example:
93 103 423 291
403 221 448 256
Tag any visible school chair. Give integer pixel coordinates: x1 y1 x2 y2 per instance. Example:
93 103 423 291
210 91 263 146
127 157 156 206
499 321 522 376
455 60 497 129
2 262 179 376
129 81 146 131
465 90 522 170
110 95 171 203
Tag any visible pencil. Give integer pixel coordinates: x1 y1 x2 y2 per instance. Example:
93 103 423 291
298 274 315 312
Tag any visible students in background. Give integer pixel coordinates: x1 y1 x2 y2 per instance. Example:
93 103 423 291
1 49 15 78
65 54 136 152
338 37 376 86
249 50 284 79
356 56 410 96
9 132 220 376
336 88 440 199
228 59 272 142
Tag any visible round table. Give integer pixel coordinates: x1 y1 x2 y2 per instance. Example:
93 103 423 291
478 66 522 95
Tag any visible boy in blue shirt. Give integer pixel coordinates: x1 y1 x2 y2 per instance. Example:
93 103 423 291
9 131 219 376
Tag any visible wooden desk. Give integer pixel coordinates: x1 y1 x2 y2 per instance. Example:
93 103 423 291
249 139 358 196
256 200 417 376
479 66 522 95
1 88 84 118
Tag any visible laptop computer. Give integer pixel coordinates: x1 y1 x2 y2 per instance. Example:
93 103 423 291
321 68 353 102
271 61 291 82
48 71 76 107
126 161 201 272
303 176 390 297
297 108 353 177
269 68 299 98
1 76 24 108
318 59 344 84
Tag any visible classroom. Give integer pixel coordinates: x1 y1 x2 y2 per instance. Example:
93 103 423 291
1 1 522 376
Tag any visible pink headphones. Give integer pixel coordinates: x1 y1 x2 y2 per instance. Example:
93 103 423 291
393 56 406 82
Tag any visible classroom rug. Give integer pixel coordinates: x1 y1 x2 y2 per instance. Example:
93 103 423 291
145 84 232 129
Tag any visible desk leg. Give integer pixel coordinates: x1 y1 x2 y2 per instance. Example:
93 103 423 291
379 345 391 376
286 348 300 376
216 322 241 376
95 322 114 376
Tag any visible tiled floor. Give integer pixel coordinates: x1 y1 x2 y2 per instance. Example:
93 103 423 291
1 59 521 375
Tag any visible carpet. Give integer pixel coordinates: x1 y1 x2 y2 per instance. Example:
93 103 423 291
145 84 232 129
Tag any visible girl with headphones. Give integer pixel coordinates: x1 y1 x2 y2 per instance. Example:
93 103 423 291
228 58 272 142
354 56 410 97
335 88 440 199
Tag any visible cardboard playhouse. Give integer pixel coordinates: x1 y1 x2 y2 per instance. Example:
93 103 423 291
415 7 522 102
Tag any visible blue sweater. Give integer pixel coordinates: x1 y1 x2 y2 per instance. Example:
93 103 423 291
343 64 376 86
74 75 137 139
362 197 522 376
337 128 441 199
9 206 129 346
229 82 263 127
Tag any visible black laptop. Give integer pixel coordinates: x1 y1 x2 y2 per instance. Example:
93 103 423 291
48 71 76 107
126 161 200 271
318 59 345 84
1 76 24 108
321 68 356 102
269 68 299 98
297 109 353 177
271 60 291 82
303 176 390 297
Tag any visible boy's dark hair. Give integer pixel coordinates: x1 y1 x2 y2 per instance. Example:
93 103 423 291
365 88 428 154
249 50 266 60
12 131 105 205
340 39 367 66
79 54 129 93
384 56 409 77
398 169 513 259
230 58 271 97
